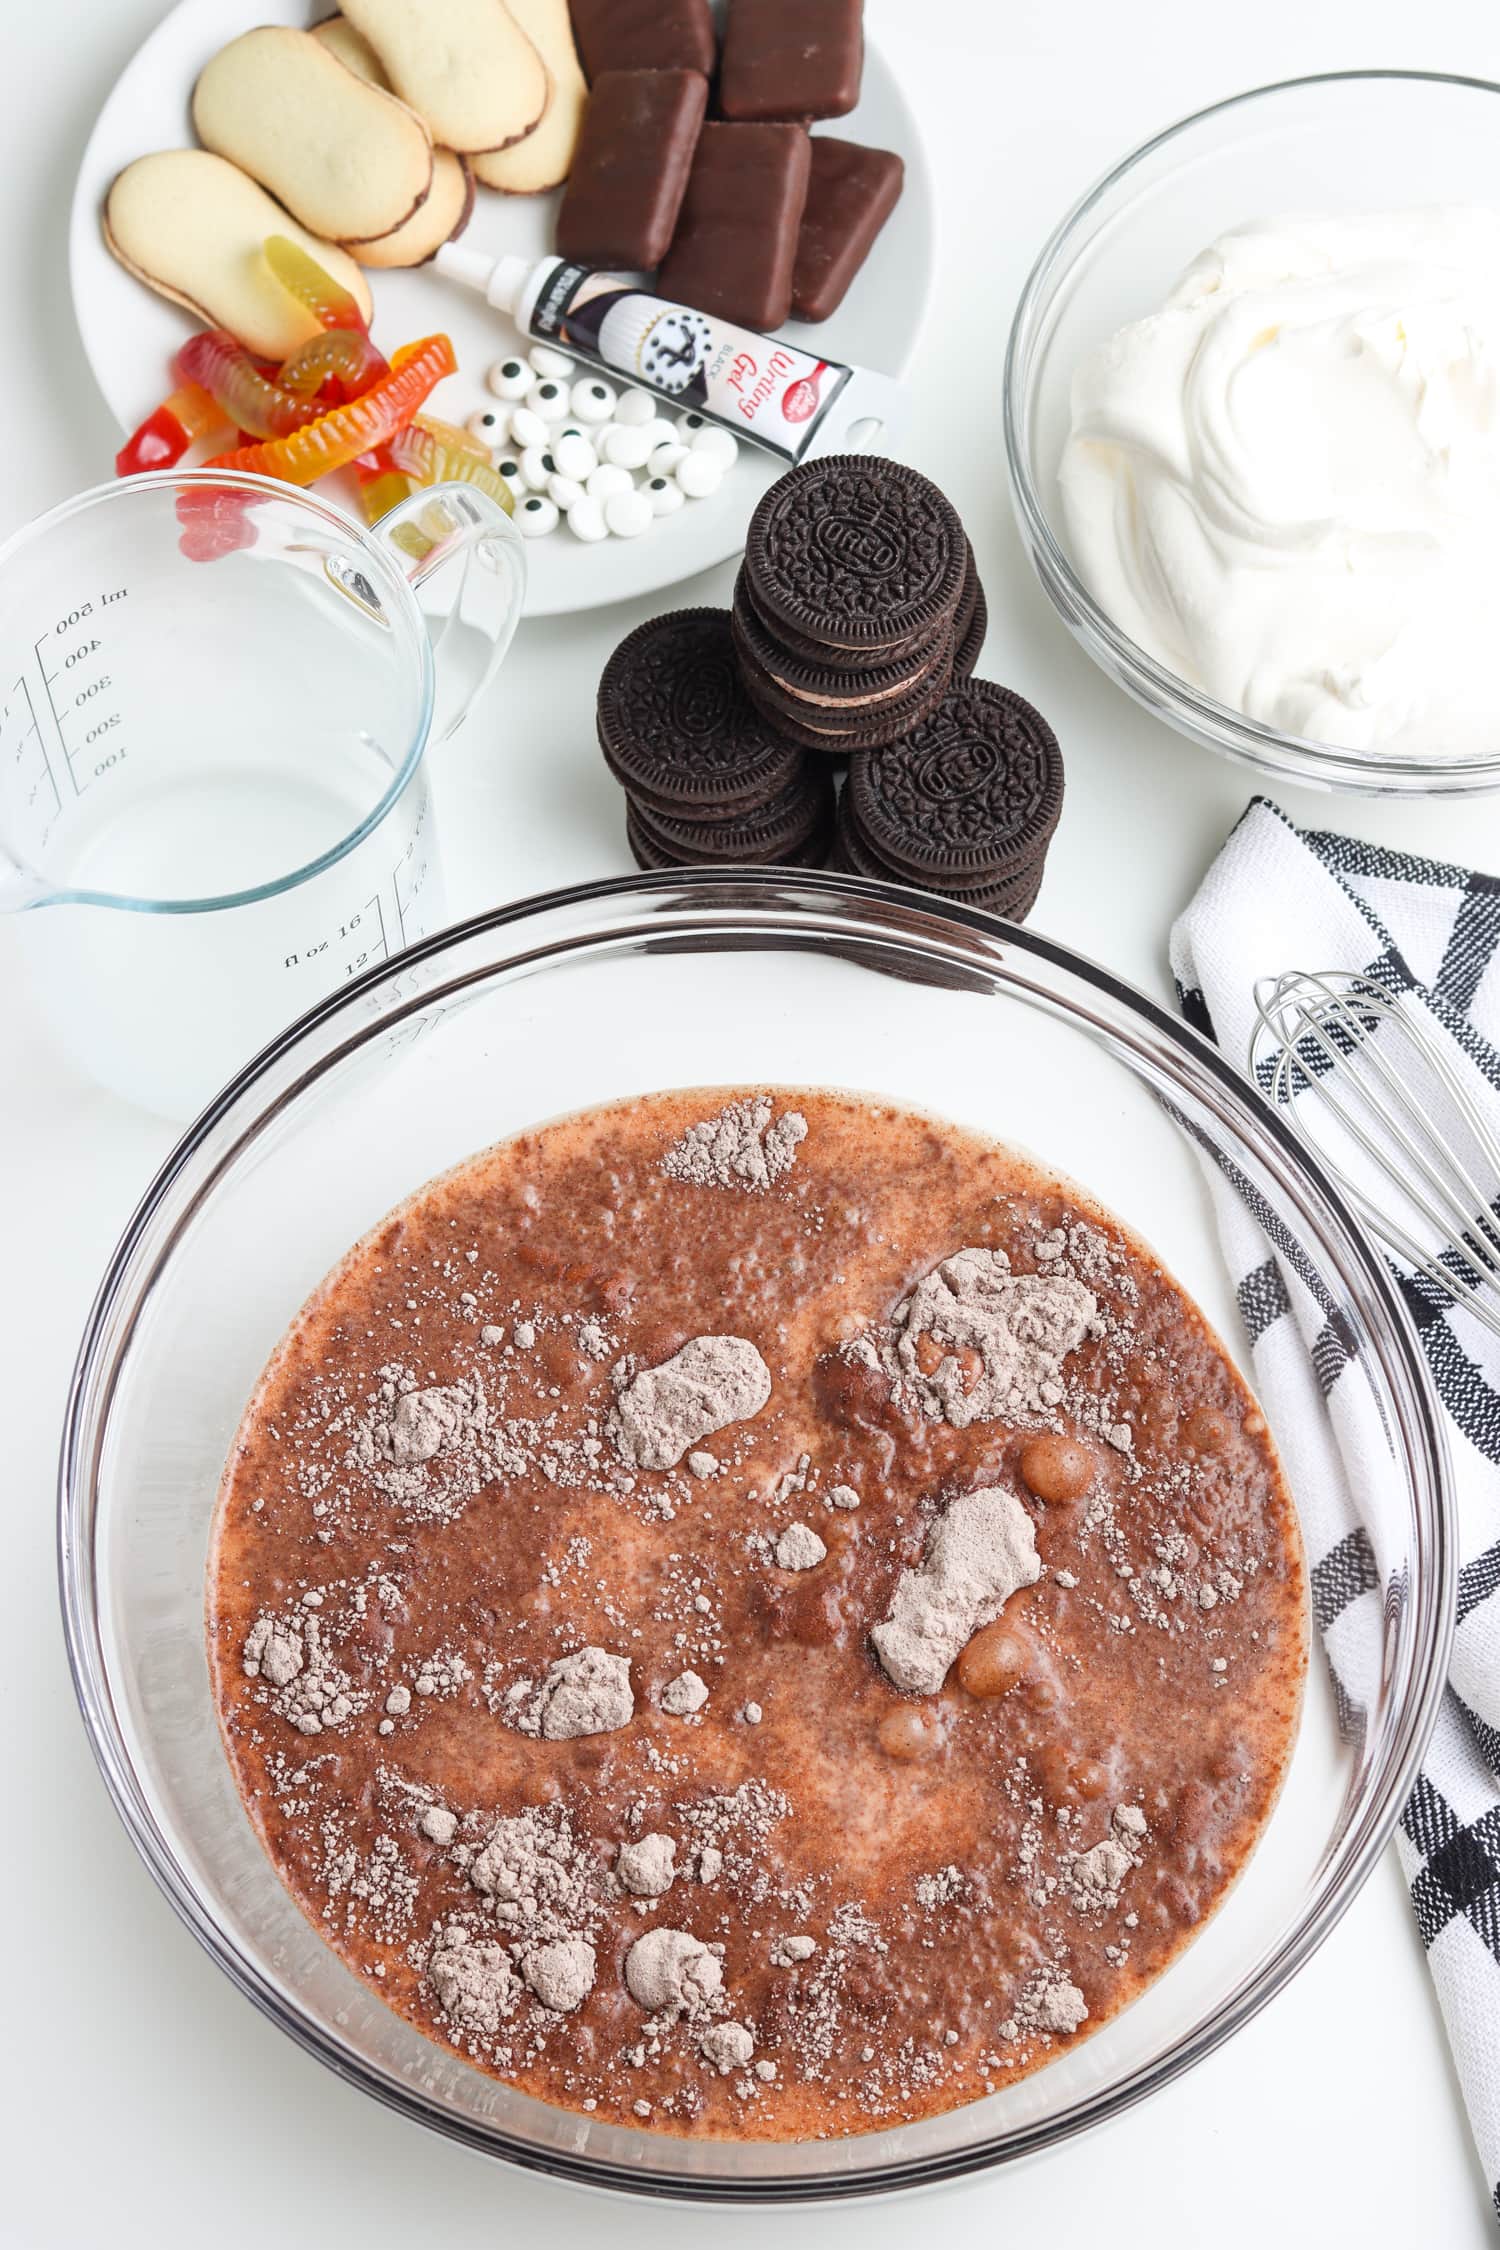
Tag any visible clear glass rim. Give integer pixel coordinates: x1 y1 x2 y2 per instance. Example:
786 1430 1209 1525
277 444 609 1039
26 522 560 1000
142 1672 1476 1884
1002 67 1500 798
0 469 436 915
56 870 1457 2199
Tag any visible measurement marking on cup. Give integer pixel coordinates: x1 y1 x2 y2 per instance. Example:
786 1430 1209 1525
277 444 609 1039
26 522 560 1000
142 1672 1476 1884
14 673 63 835
33 634 85 796
33 596 130 795
392 790 433 947
345 893 390 975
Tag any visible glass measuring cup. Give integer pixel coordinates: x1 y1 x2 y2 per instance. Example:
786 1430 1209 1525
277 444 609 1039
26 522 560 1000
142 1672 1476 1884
0 470 524 1115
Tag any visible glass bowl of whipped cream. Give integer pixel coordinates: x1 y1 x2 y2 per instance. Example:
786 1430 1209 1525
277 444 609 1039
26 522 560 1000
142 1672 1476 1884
1005 71 1500 795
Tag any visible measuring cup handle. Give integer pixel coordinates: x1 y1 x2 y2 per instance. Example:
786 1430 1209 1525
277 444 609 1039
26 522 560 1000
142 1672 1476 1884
373 482 526 746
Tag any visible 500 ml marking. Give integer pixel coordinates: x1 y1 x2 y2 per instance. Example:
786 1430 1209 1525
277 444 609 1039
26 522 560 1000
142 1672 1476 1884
37 586 130 790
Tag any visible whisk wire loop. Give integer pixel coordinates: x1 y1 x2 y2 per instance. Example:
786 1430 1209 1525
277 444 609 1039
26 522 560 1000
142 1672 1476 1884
1251 969 1500 1344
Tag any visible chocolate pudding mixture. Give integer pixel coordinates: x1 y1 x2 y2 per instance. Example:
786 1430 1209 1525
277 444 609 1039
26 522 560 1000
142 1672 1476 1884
209 1089 1306 2140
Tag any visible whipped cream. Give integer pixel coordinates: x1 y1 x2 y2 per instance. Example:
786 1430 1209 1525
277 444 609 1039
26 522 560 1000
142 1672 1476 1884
1059 207 1500 758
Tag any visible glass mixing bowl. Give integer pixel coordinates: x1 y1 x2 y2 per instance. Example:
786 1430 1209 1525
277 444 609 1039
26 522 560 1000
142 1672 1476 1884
59 873 1452 2199
1004 70 1500 797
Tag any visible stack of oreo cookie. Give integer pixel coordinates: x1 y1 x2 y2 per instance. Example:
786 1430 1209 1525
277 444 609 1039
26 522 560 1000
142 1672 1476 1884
833 678 1064 915
594 453 1062 921
730 455 985 753
599 608 836 870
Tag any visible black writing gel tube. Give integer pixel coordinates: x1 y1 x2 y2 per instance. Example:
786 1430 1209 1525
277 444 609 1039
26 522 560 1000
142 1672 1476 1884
436 248 903 464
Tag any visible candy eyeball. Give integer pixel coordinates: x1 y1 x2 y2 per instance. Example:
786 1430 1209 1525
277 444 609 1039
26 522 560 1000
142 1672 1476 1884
571 376 616 422
675 450 723 498
552 431 597 480
467 404 509 447
602 423 654 470
648 441 688 477
487 357 532 401
585 462 632 501
509 404 549 451
547 472 584 509
643 419 678 453
676 409 709 437
519 444 554 491
614 387 656 427
604 487 653 537
646 475 685 516
691 426 738 469
566 495 609 542
529 342 574 379
527 378 570 423
516 493 560 537
494 456 523 490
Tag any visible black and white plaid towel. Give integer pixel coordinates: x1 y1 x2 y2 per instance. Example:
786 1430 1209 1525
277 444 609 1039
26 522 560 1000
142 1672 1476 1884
1170 797 1500 2219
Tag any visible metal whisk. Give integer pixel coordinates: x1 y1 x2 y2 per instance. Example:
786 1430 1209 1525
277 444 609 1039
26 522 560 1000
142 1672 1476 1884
1251 968 1500 1342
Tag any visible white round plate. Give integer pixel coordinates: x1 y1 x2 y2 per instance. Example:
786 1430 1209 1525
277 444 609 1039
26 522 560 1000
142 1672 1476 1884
69 0 935 617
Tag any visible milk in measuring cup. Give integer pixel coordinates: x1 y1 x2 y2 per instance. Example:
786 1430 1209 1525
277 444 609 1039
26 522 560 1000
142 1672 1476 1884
1 470 524 1115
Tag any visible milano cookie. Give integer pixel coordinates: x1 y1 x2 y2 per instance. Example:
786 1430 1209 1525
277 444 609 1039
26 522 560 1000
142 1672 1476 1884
474 0 588 194
353 153 474 268
308 16 475 266
104 150 374 360
339 0 549 154
192 26 434 246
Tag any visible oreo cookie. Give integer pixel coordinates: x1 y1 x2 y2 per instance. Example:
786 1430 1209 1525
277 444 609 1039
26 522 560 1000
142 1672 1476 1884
834 795 1046 921
633 764 835 863
733 566 948 676
848 680 1063 887
953 581 987 681
732 582 946 708
627 791 835 872
598 607 807 813
744 455 968 656
732 586 953 730
740 651 953 754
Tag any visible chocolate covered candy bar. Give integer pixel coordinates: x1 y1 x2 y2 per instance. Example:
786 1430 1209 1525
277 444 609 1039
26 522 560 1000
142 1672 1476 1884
556 68 708 271
719 0 863 123
791 137 903 321
656 122 811 331
568 0 716 81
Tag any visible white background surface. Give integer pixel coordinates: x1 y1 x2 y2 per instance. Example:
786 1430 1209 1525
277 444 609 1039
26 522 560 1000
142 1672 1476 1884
3 3 1498 2244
